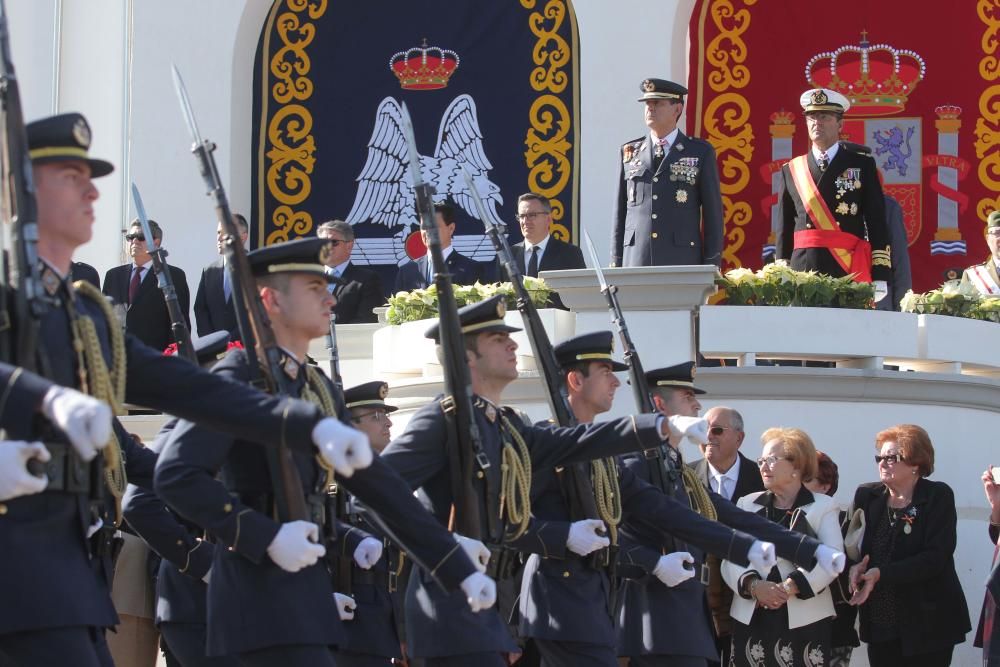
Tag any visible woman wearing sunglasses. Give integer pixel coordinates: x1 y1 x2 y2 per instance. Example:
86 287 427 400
721 427 842 666
847 424 970 666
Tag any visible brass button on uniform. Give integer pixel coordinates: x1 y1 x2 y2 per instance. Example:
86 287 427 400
653 177 659 183
652 194 658 200
652 214 658 220
0 504 7 515
562 570 570 578
651 232 659 239
223 503 233 513
689 241 695 247
476 471 485 479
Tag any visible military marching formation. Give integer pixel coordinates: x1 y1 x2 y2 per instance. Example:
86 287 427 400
11 4 959 657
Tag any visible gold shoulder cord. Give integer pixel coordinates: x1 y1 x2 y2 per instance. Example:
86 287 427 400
498 414 532 540
302 365 337 488
71 281 127 525
591 458 623 544
681 465 718 521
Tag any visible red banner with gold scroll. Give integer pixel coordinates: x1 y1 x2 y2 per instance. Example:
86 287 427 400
687 0 1000 292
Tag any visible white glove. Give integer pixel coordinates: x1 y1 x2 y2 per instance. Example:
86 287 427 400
460 571 497 612
41 386 112 462
873 280 889 302
86 516 104 539
334 592 357 621
815 544 846 576
312 417 373 478
454 533 491 573
566 519 610 557
353 536 383 570
667 415 710 445
0 441 50 501
266 521 326 573
747 540 777 573
653 551 696 587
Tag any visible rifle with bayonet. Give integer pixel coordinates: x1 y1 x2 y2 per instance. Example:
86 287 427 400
461 165 611 569
131 183 195 363
583 231 667 493
0 0 52 368
323 310 353 595
399 105 489 542
171 65 307 523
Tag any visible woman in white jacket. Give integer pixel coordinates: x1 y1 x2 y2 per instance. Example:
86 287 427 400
722 428 843 667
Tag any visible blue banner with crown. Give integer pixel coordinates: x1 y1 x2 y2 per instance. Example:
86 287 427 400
251 0 581 291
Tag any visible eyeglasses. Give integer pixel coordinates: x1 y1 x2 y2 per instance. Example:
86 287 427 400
756 455 791 468
987 228 1000 237
709 426 734 436
325 239 348 247
515 211 548 221
124 233 146 242
351 410 388 425
875 453 904 465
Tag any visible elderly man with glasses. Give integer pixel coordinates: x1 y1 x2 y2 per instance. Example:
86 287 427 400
102 218 191 352
316 219 385 324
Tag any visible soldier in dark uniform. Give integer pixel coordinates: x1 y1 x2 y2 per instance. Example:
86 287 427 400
616 363 846 667
380 298 762 667
776 88 891 302
611 78 724 268
333 381 409 667
154 239 489 667
0 113 376 667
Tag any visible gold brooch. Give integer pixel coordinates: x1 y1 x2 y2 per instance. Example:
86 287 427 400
676 189 688 204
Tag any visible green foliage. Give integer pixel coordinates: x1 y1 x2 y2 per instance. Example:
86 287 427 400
717 261 875 309
385 277 553 325
900 281 1000 323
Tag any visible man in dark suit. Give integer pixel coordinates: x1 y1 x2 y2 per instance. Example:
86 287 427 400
316 219 384 324
193 213 248 338
395 201 483 292
691 406 765 666
611 78 723 268
776 88 891 304
102 218 190 353
499 192 584 309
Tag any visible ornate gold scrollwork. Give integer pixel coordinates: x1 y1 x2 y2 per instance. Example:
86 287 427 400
521 0 575 240
701 0 756 268
976 1 1000 217
263 0 327 244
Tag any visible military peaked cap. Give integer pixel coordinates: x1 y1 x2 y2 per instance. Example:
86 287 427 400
247 238 335 281
645 361 705 394
344 381 398 413
424 295 521 343
554 331 628 371
638 78 687 102
27 112 113 177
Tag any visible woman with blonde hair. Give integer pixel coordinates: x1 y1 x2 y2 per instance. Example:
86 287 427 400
723 427 842 666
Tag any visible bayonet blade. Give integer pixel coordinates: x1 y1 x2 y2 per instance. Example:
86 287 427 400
130 183 159 253
171 64 203 147
398 102 424 190
583 230 610 292
457 162 497 233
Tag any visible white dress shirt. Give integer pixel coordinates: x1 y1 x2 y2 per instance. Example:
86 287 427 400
708 459 741 500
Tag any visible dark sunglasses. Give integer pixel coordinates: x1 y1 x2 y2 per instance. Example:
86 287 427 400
875 454 904 465
709 426 733 436
124 233 146 242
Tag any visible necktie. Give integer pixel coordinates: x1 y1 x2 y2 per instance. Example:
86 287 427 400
526 246 539 278
426 259 433 285
818 151 829 172
222 261 232 302
128 266 142 304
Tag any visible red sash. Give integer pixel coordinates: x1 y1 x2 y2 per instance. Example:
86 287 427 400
788 155 873 283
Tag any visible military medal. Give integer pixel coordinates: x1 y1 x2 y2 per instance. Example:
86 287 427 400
854 179 862 189
836 202 849 215
904 523 912 535
676 189 688 203
850 203 858 215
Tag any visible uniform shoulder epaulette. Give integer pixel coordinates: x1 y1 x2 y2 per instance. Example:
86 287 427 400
500 405 532 429
622 137 643 150
840 141 873 157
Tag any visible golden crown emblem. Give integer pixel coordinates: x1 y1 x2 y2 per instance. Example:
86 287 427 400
390 39 460 91
805 31 925 117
